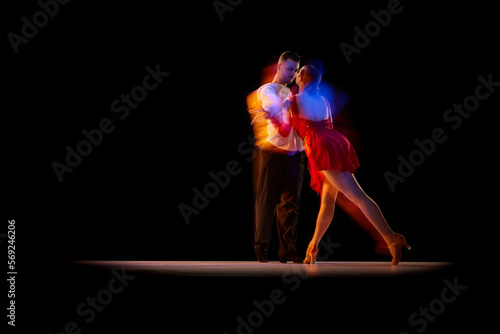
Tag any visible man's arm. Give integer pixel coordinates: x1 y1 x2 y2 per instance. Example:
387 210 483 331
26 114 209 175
259 86 282 115
250 86 281 125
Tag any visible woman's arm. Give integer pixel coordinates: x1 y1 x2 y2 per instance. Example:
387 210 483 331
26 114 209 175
269 100 292 138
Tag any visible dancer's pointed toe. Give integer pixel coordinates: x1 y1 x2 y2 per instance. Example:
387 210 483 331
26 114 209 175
303 245 319 264
388 233 410 265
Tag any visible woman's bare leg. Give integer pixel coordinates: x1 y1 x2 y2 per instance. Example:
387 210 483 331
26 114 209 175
309 176 339 248
322 169 395 245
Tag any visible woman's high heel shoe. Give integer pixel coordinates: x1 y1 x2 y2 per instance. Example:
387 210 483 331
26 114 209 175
388 233 411 265
303 245 319 264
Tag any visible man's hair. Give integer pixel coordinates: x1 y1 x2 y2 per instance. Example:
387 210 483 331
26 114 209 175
278 51 301 64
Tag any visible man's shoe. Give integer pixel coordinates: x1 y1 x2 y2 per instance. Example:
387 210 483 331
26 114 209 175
255 247 269 263
279 251 303 264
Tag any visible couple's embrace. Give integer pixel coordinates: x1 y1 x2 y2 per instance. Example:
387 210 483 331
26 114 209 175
248 51 410 265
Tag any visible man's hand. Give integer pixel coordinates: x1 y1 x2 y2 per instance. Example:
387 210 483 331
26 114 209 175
251 108 272 124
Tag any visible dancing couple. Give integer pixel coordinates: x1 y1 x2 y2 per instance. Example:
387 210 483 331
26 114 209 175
249 51 410 265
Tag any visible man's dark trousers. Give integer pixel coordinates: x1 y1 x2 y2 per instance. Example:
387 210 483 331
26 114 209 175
254 147 305 260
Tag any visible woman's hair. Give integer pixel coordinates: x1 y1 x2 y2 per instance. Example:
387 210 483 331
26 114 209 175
300 65 321 95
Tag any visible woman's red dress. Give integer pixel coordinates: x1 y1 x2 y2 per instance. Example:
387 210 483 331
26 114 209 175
289 95 360 194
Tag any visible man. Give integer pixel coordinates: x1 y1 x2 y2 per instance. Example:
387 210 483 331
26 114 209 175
248 51 305 263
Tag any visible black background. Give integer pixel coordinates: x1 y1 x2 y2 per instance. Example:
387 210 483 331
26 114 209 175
4 0 498 333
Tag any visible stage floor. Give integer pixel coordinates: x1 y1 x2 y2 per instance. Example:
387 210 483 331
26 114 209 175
34 260 479 334
72 260 455 277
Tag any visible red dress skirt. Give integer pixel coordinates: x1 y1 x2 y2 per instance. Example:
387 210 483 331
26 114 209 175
290 95 360 195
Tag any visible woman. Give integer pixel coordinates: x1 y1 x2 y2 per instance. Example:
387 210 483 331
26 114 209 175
269 65 410 265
